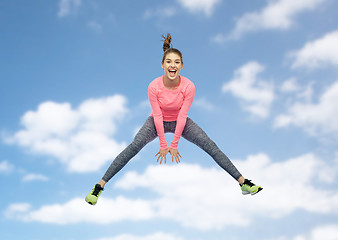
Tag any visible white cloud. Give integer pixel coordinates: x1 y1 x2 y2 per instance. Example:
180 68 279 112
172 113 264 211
296 82 315 102
222 61 275 118
274 81 338 137
22 173 49 182
96 232 184 240
176 0 221 16
307 225 338 240
5 197 154 224
193 97 217 111
88 21 103 32
143 0 220 20
143 7 176 20
0 160 14 174
4 95 129 173
4 203 32 219
289 30 338 69
226 0 328 40
6 153 338 230
269 224 338 240
280 77 300 92
210 33 228 44
58 0 82 18
117 153 338 222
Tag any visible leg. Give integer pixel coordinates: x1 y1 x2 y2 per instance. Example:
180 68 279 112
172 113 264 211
86 117 159 205
101 116 158 184
181 118 243 182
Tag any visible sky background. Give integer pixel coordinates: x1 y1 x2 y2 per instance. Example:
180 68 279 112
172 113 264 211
1 0 338 240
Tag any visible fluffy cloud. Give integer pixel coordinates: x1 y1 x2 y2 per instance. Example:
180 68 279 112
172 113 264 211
117 153 338 223
227 0 328 39
4 197 153 224
289 30 338 69
4 95 129 173
280 78 300 93
274 81 338 137
270 224 338 240
144 0 220 19
95 232 184 240
4 203 31 220
22 173 49 182
176 0 221 16
5 152 338 230
143 7 176 20
58 0 82 17
0 160 14 174
222 61 275 118
87 21 103 32
303 225 338 240
193 97 217 111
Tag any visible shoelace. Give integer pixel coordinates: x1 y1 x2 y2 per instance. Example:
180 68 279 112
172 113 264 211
92 184 103 196
243 179 254 187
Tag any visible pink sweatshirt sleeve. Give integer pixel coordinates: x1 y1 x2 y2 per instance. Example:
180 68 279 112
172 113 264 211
169 83 195 149
148 84 168 149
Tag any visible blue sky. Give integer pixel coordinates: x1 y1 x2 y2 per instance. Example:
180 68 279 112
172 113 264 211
1 0 338 239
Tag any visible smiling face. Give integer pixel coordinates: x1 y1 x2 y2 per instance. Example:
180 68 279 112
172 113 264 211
161 52 184 82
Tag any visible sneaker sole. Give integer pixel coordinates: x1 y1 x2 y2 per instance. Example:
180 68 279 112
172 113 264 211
85 197 97 205
242 187 263 195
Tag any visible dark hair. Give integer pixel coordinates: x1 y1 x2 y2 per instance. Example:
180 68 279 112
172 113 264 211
161 33 183 63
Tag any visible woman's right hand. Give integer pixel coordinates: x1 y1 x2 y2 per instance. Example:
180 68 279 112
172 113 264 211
155 148 169 164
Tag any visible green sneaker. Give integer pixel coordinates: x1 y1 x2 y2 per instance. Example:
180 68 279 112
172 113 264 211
240 179 263 195
85 184 104 205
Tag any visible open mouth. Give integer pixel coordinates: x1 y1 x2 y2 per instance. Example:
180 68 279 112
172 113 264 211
168 69 177 78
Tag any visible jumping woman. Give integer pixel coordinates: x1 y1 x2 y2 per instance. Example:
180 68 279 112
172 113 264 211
85 34 263 205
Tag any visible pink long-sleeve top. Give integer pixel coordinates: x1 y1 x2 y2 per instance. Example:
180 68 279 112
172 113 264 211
148 75 195 149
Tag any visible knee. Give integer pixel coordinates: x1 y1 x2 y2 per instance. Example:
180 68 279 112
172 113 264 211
200 139 220 155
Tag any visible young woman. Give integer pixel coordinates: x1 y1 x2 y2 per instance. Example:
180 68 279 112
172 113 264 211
85 34 263 205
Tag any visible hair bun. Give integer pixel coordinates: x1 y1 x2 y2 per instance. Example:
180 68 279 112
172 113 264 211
161 33 183 63
162 33 172 52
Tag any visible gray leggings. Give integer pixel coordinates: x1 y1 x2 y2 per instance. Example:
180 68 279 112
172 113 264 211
102 116 242 182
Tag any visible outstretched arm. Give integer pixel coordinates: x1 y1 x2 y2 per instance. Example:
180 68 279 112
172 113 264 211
169 83 195 149
148 84 168 150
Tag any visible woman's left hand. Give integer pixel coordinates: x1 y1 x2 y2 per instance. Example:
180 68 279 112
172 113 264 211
169 148 182 164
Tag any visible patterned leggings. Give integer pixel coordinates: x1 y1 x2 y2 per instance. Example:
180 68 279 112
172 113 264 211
102 116 242 182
